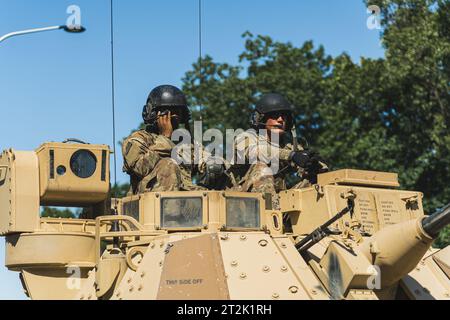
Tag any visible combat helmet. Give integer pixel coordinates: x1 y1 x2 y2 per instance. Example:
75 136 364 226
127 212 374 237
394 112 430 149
250 93 294 130
142 85 191 130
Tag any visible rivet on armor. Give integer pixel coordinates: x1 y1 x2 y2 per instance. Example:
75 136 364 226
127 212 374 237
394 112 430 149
281 265 288 272
129 286 134 292
239 273 247 279
311 289 318 295
155 193 160 198
140 271 146 278
262 265 270 272
203 192 208 197
258 239 268 247
280 242 287 249
87 294 92 300
159 261 163 267
127 277 132 283
138 285 143 292
240 235 247 241
150 242 155 248
160 241 165 247
80 294 85 300
220 234 229 241
272 293 280 299
231 260 238 267
289 286 299 294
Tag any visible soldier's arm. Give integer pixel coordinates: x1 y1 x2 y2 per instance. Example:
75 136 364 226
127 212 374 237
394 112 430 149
122 136 172 178
235 132 260 164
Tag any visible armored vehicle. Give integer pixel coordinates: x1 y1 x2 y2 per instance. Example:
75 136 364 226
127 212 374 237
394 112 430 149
1 141 449 300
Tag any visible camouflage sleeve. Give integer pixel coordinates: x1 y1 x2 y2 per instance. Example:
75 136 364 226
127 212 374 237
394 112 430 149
245 134 290 164
234 132 262 165
122 135 173 178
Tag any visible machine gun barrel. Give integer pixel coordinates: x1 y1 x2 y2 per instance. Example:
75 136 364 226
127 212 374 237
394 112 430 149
296 198 354 252
422 202 450 238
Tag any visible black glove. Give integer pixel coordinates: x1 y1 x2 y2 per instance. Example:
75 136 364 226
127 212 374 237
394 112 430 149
289 150 313 168
198 158 226 190
290 150 328 171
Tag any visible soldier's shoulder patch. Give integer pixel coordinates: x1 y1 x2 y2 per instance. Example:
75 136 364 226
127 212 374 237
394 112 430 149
125 141 133 155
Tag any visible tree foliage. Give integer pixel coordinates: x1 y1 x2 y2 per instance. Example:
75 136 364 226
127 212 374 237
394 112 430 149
181 0 450 246
111 182 130 198
41 207 76 219
40 185 130 219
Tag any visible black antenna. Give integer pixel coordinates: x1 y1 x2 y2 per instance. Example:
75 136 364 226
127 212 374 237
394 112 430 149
199 0 202 63
198 0 203 121
110 0 119 246
110 0 117 193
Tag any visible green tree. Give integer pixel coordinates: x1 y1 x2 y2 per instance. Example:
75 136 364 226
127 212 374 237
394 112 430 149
365 0 450 246
41 207 76 218
180 0 449 246
111 182 130 198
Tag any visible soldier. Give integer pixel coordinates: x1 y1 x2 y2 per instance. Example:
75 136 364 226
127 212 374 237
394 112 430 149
233 93 328 209
122 85 227 194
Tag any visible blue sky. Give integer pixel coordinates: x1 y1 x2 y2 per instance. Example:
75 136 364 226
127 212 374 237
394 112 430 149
0 0 384 299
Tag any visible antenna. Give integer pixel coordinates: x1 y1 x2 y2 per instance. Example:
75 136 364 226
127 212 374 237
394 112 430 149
110 0 120 246
198 0 203 121
110 0 117 194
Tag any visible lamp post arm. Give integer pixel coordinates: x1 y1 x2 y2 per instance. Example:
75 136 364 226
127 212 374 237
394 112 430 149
0 25 64 43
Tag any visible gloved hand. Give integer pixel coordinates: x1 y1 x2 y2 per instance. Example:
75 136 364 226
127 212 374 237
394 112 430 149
289 150 313 168
198 157 226 190
290 150 327 171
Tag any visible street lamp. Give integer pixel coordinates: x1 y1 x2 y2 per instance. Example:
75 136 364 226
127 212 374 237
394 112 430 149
0 25 86 44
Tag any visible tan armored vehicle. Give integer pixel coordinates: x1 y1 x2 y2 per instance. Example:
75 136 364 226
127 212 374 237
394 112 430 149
1 141 449 300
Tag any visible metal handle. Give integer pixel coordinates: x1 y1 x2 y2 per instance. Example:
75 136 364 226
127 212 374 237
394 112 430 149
62 138 89 144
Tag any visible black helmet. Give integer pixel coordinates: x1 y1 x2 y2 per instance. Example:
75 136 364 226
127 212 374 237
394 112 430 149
250 93 294 129
142 85 191 126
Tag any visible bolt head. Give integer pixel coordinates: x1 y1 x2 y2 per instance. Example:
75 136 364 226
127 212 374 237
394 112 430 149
258 239 268 247
289 286 299 294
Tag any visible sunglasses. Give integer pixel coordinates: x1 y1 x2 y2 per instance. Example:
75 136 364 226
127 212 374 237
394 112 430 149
265 111 290 120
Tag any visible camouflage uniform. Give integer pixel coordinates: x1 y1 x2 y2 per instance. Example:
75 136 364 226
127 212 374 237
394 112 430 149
232 130 328 209
122 129 206 195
